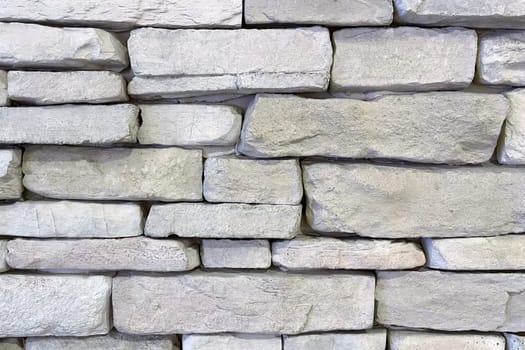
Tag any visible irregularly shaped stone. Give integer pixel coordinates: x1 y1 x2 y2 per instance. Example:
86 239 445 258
238 93 507 163
0 339 22 350
201 146 236 158
376 270 525 331
273 236 425 270
113 271 375 334
389 331 505 350
0 149 21 200
0 71 7 106
138 105 241 146
394 0 525 29
303 163 525 238
204 157 302 204
0 201 143 238
0 0 242 29
183 334 280 350
331 27 477 91
0 240 8 272
0 23 127 71
0 274 111 336
245 0 392 26
506 334 525 350
284 330 386 350
0 104 138 144
478 31 525 86
146 203 301 239
23 146 202 201
499 89 525 164
201 239 271 269
8 71 127 105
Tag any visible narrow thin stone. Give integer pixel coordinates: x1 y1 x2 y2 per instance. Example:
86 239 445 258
284 330 387 350
183 334 280 350
201 239 271 269
0 71 7 106
0 149 21 200
0 240 7 272
498 89 525 164
389 331 505 350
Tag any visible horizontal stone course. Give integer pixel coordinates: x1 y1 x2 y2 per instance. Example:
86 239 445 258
389 331 505 350
183 334 280 350
284 330 386 350
0 149 21 200
201 239 271 269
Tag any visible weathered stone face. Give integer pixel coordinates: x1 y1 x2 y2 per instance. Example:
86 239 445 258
183 334 280 350
506 334 525 350
201 239 271 269
389 331 505 350
0 149 21 200
499 89 525 164
0 71 7 106
0 339 22 350
284 330 387 350
0 240 8 272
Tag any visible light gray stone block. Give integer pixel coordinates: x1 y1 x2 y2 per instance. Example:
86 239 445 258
113 271 375 334
506 334 525 350
499 89 525 164
201 239 271 269
0 71 7 106
183 334 280 350
389 331 505 350
0 339 22 350
0 149 21 200
284 330 386 350
479 31 525 86
331 27 477 92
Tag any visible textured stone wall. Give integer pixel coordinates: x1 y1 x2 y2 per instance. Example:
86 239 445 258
0 0 524 349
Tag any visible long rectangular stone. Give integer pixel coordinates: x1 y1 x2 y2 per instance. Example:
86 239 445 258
303 163 525 238
183 334 280 350
284 330 386 350
0 149 21 200
238 93 508 163
23 146 202 201
389 331 505 350
376 271 525 331
113 271 375 334
0 71 7 106
201 239 271 269
245 0 393 26
331 27 477 92
0 104 138 144
0 23 127 70
499 89 525 164
0 274 111 336
146 203 301 239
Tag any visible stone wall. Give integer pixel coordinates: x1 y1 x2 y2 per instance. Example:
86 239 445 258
0 0 524 349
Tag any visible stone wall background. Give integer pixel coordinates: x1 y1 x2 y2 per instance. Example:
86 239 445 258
0 0 524 349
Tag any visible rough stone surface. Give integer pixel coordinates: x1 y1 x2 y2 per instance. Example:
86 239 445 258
506 334 525 350
113 271 375 334
273 236 425 270
303 163 525 238
376 270 525 331
138 104 241 146
394 0 525 29
0 240 8 272
23 146 202 201
0 71 7 106
245 0 392 26
204 157 302 204
183 334 280 350
0 149 21 200
0 339 22 350
7 237 199 272
0 23 128 71
8 71 128 105
284 330 387 350
146 203 301 239
331 27 477 92
201 239 271 269
238 93 508 163
389 331 505 350
0 104 138 144
0 201 143 238
499 89 525 164
0 274 111 336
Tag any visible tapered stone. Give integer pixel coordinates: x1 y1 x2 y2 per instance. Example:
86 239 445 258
0 149 21 200
0 71 7 106
183 334 280 350
284 330 387 350
389 331 505 350
201 240 271 269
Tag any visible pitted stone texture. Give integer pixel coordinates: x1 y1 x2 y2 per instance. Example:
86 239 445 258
273 236 425 270
204 157 302 204
389 331 505 350
499 89 525 164
183 334 280 350
138 105 241 146
0 0 241 29
113 271 375 334
0 201 143 238
238 93 507 163
506 334 525 350
8 71 127 105
0 274 111 336
146 203 301 239
7 237 199 272
284 330 386 350
0 23 127 71
245 0 392 26
0 149 21 200
304 163 525 238
394 0 525 29
0 339 22 350
331 27 477 92
0 104 138 144
201 239 271 269
23 146 202 201
377 270 525 332
0 71 7 106
0 240 8 272
479 31 525 86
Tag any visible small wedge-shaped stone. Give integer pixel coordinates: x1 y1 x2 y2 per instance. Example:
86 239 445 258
8 71 127 105
0 201 142 238
0 339 22 350
506 334 525 350
183 334 280 350
239 94 508 163
204 157 302 204
377 270 525 331
7 237 199 272
389 331 505 350
499 89 525 164
201 239 271 269
23 146 202 201
0 104 138 144
0 23 127 71
0 71 7 106
479 31 525 86
394 0 525 29
138 105 241 146
146 203 301 239
113 271 375 334
273 236 425 270
0 240 7 272
0 274 111 336
0 149 21 200
245 0 392 26
331 27 477 92
303 163 525 238
284 330 386 350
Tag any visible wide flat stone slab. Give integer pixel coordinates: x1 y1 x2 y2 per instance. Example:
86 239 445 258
183 334 280 350
0 149 21 200
284 330 386 350
389 331 505 350
201 239 271 269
